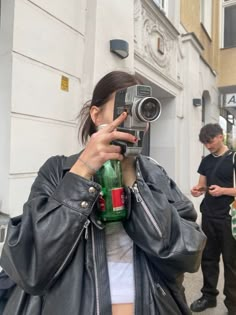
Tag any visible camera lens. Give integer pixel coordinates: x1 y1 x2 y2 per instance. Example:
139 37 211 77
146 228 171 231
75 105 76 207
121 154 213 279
135 97 161 122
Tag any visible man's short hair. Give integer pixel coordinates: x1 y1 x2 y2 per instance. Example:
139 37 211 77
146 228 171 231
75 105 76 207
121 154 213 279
199 123 223 144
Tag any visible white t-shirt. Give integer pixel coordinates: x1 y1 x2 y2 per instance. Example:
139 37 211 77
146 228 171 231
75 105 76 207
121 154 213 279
105 222 134 304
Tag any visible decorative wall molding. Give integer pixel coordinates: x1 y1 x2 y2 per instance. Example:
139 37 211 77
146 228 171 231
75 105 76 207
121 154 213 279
134 0 181 83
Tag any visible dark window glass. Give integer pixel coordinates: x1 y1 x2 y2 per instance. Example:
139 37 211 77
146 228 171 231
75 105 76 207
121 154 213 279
224 5 236 48
153 0 165 10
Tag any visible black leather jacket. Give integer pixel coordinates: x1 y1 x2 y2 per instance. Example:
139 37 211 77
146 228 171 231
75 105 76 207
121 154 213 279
1 154 206 315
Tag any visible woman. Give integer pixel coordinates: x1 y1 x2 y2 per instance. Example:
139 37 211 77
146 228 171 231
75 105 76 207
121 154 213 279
0 71 206 315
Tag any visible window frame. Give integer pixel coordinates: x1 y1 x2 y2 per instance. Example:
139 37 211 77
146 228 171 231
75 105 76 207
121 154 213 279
200 0 213 38
152 0 168 14
221 0 236 48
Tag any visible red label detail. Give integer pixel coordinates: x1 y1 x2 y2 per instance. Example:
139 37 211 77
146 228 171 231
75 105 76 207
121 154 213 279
111 187 125 211
98 194 106 211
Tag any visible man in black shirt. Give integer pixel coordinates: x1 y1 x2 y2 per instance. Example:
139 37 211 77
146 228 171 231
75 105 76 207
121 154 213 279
190 123 236 315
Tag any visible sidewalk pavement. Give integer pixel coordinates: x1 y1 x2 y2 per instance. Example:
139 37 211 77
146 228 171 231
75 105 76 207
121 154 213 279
184 259 227 315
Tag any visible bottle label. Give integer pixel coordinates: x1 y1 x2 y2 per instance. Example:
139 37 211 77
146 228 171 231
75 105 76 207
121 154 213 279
111 187 125 211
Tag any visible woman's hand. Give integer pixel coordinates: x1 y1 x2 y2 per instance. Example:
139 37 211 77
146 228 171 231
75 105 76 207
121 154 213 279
70 112 137 179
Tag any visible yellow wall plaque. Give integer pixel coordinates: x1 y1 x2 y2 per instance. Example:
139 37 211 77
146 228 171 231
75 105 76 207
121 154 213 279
61 75 69 92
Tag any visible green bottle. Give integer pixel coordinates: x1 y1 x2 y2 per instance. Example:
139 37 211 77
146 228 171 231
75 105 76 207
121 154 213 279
95 160 127 222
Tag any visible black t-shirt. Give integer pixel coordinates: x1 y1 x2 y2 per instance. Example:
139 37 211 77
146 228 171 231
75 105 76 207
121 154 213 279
198 151 234 217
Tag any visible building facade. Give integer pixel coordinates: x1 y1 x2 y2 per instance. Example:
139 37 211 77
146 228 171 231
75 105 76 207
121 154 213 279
181 0 236 146
0 0 235 229
180 0 236 210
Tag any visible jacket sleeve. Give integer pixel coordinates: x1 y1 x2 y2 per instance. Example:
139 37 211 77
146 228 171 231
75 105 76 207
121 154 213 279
123 156 206 280
0 156 100 295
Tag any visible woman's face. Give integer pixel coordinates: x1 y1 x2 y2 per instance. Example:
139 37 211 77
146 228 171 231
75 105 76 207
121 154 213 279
90 93 115 127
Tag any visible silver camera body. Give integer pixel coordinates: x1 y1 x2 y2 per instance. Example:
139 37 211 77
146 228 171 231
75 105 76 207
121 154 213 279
113 85 161 156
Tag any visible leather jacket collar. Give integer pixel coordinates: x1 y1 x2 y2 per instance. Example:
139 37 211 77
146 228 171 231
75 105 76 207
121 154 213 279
63 153 80 171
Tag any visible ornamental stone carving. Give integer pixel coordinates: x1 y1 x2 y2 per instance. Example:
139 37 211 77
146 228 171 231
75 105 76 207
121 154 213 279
134 0 179 79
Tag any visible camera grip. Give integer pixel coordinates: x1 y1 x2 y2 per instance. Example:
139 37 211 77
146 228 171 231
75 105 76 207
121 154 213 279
111 140 127 155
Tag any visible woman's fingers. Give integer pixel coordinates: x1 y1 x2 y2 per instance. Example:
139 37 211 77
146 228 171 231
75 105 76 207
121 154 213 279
100 112 128 133
109 130 136 143
97 151 124 162
92 144 122 156
78 112 137 171
71 113 136 177
91 115 137 144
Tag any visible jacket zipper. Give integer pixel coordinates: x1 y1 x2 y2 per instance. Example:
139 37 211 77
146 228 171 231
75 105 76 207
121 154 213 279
132 182 168 302
54 219 90 274
91 224 100 315
84 220 90 239
132 183 162 238
155 283 166 296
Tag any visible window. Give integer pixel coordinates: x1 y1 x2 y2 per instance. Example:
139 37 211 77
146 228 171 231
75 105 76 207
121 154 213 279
222 0 236 48
152 0 168 14
200 0 212 37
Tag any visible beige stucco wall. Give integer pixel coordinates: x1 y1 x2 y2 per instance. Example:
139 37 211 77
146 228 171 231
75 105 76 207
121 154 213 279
219 47 236 88
181 0 236 89
180 0 219 73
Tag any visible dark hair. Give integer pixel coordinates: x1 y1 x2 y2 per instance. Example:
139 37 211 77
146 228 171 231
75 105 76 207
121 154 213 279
78 71 141 145
199 123 223 143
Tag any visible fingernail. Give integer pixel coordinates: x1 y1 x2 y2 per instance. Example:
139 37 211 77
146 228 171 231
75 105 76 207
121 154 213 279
134 137 138 142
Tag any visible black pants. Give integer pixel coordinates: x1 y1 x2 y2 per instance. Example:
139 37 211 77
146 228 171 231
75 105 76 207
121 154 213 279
201 214 236 311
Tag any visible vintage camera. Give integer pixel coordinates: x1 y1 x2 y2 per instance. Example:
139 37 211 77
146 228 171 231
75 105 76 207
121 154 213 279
113 85 161 156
